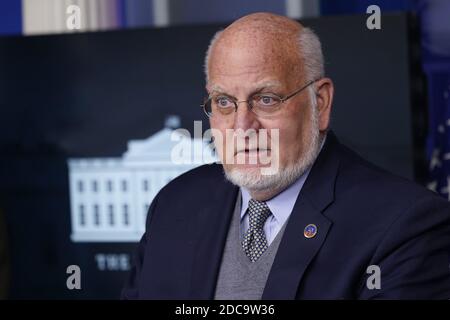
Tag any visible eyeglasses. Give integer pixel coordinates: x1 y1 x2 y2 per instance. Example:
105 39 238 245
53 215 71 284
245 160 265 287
201 79 319 118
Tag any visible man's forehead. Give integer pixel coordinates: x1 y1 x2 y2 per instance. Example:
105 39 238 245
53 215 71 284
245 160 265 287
206 14 305 89
215 29 298 57
209 40 298 74
209 31 301 79
207 48 302 91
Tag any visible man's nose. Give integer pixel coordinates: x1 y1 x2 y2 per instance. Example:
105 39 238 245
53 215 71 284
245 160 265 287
233 101 260 131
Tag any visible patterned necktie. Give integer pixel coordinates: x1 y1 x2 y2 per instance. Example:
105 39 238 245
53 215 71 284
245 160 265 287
242 199 272 262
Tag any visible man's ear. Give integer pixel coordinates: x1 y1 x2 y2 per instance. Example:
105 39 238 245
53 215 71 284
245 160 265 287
314 77 334 132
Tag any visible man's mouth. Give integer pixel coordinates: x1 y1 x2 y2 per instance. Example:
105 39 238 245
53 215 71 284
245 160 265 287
235 148 271 155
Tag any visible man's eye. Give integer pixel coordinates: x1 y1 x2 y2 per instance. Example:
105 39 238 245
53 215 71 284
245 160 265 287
214 97 233 108
255 95 279 106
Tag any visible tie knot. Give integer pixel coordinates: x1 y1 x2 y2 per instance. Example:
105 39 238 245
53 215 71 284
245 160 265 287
247 199 271 229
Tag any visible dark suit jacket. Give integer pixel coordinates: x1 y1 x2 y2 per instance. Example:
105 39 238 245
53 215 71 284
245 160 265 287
122 131 450 299
0 207 9 299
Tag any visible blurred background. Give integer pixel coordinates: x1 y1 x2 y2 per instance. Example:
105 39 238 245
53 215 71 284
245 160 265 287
0 0 449 299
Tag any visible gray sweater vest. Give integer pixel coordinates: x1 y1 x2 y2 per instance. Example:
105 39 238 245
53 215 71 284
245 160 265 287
214 193 288 300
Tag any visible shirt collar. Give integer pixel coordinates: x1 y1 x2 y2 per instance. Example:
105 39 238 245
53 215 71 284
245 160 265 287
240 134 327 224
240 166 311 225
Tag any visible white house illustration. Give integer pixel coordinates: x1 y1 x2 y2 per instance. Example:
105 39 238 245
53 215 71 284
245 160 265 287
68 116 217 242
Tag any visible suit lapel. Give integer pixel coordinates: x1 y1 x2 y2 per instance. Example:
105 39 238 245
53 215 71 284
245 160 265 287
261 200 333 299
262 132 340 299
188 180 239 299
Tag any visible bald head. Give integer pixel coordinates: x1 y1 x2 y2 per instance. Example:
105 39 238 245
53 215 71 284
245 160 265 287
220 12 303 41
205 12 324 86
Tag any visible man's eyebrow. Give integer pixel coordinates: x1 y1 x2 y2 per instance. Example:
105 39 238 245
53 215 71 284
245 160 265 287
209 85 226 94
209 81 283 95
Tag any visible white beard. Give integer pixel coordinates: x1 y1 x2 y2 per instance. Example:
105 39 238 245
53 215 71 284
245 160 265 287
223 102 323 193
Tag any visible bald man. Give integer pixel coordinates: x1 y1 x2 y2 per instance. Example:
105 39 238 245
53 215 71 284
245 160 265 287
122 13 450 300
